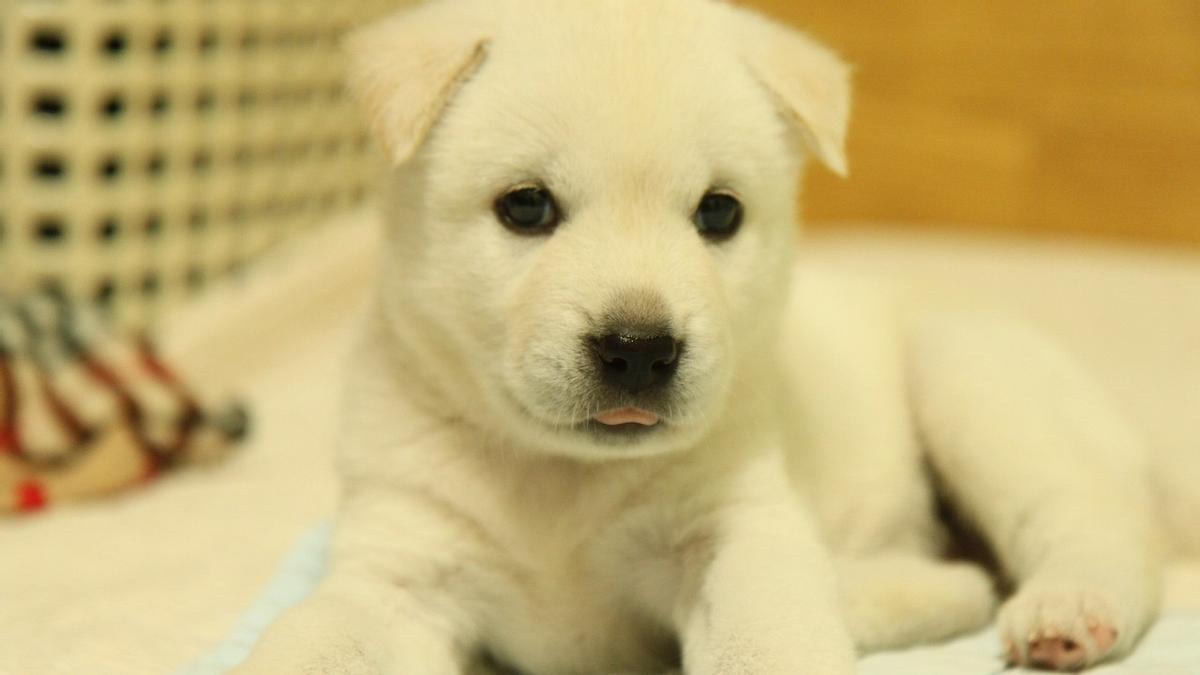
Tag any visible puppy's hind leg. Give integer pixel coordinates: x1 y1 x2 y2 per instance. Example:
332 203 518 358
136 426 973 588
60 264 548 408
906 313 1163 671
838 554 997 653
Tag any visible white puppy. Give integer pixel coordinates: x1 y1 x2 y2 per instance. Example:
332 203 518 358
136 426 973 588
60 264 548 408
236 1 1166 673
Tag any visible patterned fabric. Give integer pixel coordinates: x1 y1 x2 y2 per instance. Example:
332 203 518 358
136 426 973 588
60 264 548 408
0 289 248 514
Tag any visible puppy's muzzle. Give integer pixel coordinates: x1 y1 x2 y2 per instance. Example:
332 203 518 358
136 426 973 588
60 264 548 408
590 333 680 394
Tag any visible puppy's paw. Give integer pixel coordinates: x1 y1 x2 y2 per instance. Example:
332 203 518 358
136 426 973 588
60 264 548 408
998 583 1124 671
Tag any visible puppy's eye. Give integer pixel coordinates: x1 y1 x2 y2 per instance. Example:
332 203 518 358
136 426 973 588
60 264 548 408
495 186 560 234
693 191 743 241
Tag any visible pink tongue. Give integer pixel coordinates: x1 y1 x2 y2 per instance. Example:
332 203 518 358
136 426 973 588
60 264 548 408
594 407 660 426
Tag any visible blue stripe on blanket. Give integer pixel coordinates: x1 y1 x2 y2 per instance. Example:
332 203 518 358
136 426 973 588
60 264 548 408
177 522 332 675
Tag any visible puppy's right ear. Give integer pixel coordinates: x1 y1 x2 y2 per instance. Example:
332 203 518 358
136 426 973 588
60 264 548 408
344 3 490 166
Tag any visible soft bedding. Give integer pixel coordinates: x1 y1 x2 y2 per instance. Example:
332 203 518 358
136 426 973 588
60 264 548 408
2 215 1197 675
184 524 1200 675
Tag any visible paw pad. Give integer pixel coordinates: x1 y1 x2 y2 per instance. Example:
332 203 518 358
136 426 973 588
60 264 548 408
999 587 1126 671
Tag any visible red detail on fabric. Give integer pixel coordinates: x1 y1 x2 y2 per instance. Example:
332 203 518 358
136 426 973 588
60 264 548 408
140 349 172 381
0 425 18 455
82 356 122 389
37 371 87 442
16 480 47 512
141 458 161 483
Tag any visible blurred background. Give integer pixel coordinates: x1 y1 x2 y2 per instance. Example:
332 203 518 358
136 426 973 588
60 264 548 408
747 0 1200 246
3 0 1198 329
0 0 395 328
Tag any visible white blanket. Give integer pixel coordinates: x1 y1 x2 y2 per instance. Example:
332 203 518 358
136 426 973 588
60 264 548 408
2 216 1197 674
179 522 1200 675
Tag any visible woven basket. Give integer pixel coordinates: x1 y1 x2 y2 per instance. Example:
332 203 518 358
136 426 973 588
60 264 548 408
0 0 398 328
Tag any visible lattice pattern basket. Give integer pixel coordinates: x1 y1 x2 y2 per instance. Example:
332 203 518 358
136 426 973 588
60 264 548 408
1 0 398 328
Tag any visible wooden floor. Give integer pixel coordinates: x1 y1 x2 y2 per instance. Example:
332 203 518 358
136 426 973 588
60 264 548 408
743 1 1200 247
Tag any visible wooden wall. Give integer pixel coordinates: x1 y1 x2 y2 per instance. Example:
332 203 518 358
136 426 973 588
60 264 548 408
742 1 1200 247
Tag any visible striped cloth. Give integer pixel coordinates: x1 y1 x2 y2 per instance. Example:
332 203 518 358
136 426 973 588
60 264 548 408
0 289 248 514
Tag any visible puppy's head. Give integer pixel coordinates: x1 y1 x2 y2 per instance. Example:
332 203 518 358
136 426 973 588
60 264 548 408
348 0 849 460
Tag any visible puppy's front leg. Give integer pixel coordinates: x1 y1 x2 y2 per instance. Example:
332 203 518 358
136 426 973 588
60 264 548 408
677 458 856 675
232 577 462 675
232 489 477 675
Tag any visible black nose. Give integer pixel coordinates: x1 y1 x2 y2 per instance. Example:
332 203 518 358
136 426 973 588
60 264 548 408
592 333 680 394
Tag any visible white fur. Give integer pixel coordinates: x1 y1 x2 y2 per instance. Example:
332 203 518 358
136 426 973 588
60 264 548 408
235 1 1170 673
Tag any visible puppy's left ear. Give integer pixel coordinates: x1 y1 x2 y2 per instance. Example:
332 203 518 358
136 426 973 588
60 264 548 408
344 3 490 166
736 11 852 176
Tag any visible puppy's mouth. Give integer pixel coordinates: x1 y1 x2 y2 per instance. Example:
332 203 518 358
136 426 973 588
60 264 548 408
575 405 669 444
593 407 660 427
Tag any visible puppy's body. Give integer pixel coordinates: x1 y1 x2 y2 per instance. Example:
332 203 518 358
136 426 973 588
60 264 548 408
237 1 1171 673
324 286 854 675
